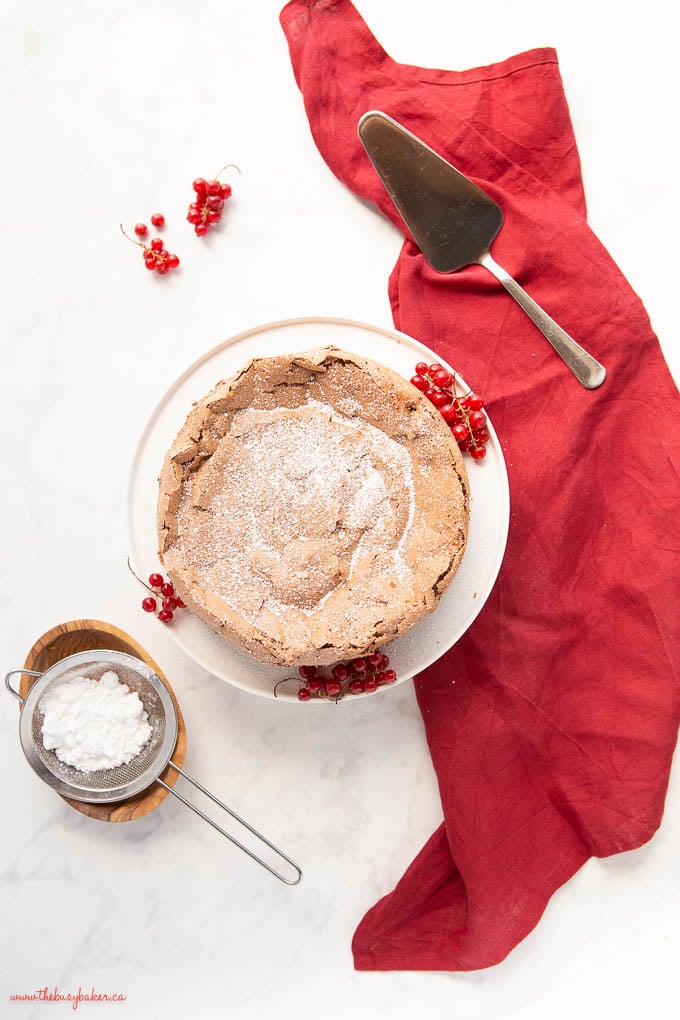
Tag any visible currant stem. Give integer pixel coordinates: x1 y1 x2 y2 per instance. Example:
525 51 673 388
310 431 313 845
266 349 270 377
119 223 145 248
214 162 241 179
126 557 157 596
273 677 301 699
451 376 479 449
427 371 479 449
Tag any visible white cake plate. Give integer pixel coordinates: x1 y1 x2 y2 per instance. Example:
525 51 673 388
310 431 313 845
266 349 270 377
127 317 510 702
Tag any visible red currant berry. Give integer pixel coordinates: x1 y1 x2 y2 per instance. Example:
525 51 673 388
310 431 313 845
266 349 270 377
156 261 169 275
205 179 220 195
469 410 487 429
160 582 174 597
142 597 157 612
452 424 469 443
299 665 317 679
134 222 148 237
307 678 323 693
207 195 224 211
424 387 437 402
367 652 383 669
167 253 180 269
150 213 165 228
470 445 487 460
298 687 311 701
150 237 164 252
162 596 178 611
207 209 221 224
440 403 457 423
175 597 186 608
349 679 365 694
467 393 484 411
415 361 429 376
332 663 349 682
379 654 390 669
433 370 452 387
364 677 377 693
144 258 157 271
195 223 208 236
431 391 450 408
325 680 342 697
220 183 232 200
351 657 367 673
383 669 397 683
158 609 174 623
429 363 442 375
410 375 429 391
149 573 164 588
192 177 207 194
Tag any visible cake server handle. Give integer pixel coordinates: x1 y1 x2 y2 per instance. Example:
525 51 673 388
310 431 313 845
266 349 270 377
478 252 606 389
157 762 302 885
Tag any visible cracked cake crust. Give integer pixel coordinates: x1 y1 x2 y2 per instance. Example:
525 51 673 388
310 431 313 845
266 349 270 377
157 346 469 666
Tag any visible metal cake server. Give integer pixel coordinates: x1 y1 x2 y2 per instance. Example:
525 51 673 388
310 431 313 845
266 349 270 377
358 110 606 390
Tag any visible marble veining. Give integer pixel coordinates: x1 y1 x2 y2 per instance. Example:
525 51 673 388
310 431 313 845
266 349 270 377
1 2 678 1018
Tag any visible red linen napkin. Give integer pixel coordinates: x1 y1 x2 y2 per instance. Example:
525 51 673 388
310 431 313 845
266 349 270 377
280 0 680 971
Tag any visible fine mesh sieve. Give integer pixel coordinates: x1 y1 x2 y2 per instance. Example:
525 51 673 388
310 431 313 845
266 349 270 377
6 650 301 884
15 652 176 801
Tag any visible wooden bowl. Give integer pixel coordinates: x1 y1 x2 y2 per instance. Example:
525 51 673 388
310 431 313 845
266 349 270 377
20 619 187 823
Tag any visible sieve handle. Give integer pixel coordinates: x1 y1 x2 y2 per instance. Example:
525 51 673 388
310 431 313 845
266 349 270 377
157 762 302 886
5 669 42 704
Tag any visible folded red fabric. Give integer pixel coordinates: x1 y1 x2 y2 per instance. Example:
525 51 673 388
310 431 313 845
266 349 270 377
280 0 680 971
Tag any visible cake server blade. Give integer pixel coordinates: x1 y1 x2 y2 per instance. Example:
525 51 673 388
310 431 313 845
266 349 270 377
357 110 606 390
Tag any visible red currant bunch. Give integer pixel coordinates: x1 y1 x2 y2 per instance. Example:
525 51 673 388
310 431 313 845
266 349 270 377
187 163 240 236
120 224 179 276
411 361 489 461
276 654 397 702
142 237 180 275
127 559 186 624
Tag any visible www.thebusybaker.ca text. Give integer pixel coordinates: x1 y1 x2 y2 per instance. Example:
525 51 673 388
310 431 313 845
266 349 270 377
9 986 127 1010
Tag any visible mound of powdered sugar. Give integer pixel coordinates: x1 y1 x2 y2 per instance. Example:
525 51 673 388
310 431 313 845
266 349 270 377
40 670 152 773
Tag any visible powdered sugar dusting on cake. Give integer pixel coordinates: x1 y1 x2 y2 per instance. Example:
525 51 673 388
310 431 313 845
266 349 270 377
174 398 415 633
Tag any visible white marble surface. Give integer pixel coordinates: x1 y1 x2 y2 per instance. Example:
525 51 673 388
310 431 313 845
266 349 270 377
1 1 679 1018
